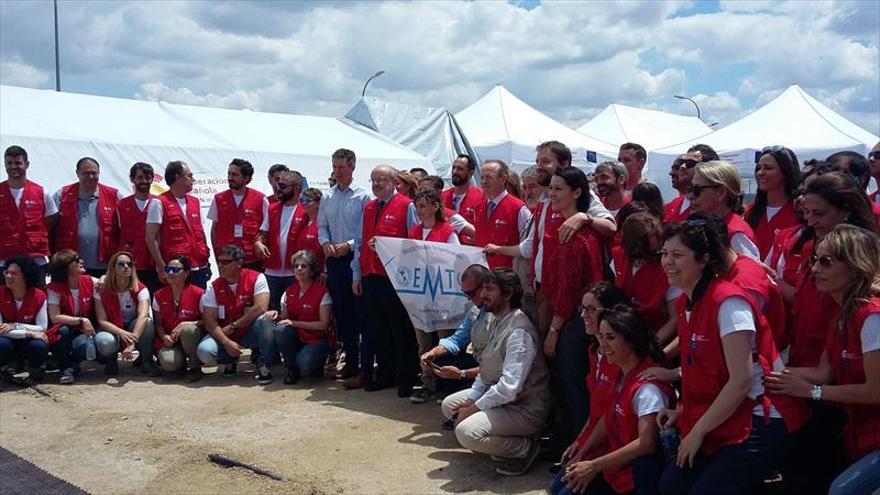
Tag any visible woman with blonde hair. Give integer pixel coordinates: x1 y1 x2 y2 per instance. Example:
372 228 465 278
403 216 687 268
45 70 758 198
94 251 158 376
395 170 419 199
689 160 760 260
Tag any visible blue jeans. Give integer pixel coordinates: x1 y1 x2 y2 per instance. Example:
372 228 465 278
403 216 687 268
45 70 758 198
265 275 294 312
326 255 372 372
0 336 49 368
189 266 212 290
273 324 329 376
829 450 880 495
94 319 155 359
550 455 664 495
660 416 790 495
196 315 273 366
556 314 590 441
51 325 79 368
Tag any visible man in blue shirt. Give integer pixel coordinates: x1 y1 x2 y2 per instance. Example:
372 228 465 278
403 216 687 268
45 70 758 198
318 149 373 388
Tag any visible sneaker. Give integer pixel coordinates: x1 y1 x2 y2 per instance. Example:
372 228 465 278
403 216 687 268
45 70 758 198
495 439 541 476
59 367 76 385
184 366 204 383
142 362 162 377
410 386 436 404
256 364 274 385
283 366 301 385
222 363 237 377
104 357 119 376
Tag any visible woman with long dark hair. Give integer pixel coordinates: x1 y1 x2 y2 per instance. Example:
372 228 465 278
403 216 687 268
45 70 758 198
46 249 97 384
744 146 802 259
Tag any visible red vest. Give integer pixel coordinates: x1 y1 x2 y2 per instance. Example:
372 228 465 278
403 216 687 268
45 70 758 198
663 195 691 224
117 195 155 270
46 276 95 344
745 201 799 260
99 282 146 328
603 359 674 494
0 180 50 259
212 268 260 342
0 287 46 325
408 220 455 243
766 226 805 287
474 193 525 269
441 186 484 245
725 254 788 352
158 192 209 268
531 201 567 287
54 183 119 262
153 284 204 351
295 218 324 274
211 188 265 263
789 274 838 367
360 193 411 277
264 202 308 271
577 349 620 449
825 297 880 460
613 247 669 333
283 281 328 344
677 280 757 454
724 212 758 251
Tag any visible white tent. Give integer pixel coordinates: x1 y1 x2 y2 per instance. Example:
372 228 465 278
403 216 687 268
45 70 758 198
343 96 479 178
577 103 713 151
456 85 618 171
649 84 879 200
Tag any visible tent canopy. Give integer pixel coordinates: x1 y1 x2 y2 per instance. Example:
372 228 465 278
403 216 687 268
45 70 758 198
343 96 479 178
0 84 433 199
456 85 618 170
577 103 712 151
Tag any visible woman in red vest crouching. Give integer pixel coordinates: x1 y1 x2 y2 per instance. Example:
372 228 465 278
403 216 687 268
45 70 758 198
265 249 331 385
767 224 880 495
553 304 672 495
46 249 97 385
94 251 158 377
0 255 49 382
153 255 205 382
655 220 798 495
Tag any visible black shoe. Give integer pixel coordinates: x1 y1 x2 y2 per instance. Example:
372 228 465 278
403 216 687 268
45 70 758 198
105 357 119 376
256 364 274 385
142 362 161 377
397 385 413 398
222 363 237 377
284 366 301 385
132 354 143 368
28 367 45 383
364 379 394 392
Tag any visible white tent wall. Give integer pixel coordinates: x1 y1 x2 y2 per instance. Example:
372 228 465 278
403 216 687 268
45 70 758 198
577 103 713 151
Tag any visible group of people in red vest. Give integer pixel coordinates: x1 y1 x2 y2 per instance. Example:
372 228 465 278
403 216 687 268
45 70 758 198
1 138 879 494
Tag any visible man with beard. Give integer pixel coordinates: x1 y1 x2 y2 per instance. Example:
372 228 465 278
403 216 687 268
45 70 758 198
663 144 719 224
266 164 289 204
254 170 308 311
441 154 484 245
618 142 647 192
116 162 161 294
207 158 268 272
53 157 124 278
146 161 212 289
0 145 57 281
353 164 418 396
520 166 543 210
593 161 630 223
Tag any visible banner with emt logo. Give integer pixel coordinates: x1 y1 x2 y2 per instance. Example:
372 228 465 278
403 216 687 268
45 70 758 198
375 237 488 331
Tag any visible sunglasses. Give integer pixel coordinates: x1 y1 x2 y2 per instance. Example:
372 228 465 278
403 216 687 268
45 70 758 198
579 304 601 314
217 258 240 265
164 265 184 274
689 184 721 197
299 196 316 205
682 159 699 169
810 254 838 268
276 182 290 190
115 261 133 268
462 287 481 298
869 151 880 160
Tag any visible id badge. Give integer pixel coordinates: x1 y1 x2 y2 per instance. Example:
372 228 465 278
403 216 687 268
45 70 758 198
217 305 226 320
234 224 244 238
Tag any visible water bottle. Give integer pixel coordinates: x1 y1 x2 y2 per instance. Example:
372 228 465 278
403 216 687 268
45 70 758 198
85 336 97 361
659 427 680 464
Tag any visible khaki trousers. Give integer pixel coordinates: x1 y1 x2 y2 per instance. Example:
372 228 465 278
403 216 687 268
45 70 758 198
440 389 538 460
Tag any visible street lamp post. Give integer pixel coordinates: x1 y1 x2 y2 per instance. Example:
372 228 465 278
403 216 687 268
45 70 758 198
54 0 60 91
674 95 701 120
361 70 386 97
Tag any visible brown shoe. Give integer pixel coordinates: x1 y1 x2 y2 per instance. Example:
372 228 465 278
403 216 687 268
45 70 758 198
343 373 366 390
337 364 359 380
184 367 204 383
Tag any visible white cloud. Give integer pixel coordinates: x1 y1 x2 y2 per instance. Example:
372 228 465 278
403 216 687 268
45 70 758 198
0 58 50 87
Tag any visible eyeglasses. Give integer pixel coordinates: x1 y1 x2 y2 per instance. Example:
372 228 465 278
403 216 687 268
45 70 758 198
462 287 481 298
579 304 601 314
689 184 721 197
810 254 838 268
3 270 22 277
217 258 239 265
115 261 133 268
164 265 184 274
276 182 290 190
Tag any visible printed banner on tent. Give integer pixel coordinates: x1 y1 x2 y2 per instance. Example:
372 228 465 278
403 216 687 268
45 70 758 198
375 237 488 331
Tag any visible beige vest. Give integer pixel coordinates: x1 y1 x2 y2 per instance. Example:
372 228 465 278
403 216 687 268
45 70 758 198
467 306 494 364
478 308 550 424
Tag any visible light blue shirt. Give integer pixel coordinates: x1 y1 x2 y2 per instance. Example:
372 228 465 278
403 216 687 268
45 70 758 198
317 181 371 251
439 304 487 355
351 190 418 281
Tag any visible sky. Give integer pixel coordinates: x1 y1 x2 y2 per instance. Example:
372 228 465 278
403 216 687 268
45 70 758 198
1 0 878 135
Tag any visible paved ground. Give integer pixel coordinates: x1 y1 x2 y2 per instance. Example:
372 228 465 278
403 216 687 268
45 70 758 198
0 362 552 494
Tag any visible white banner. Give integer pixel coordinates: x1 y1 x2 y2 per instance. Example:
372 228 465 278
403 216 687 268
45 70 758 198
375 237 488 331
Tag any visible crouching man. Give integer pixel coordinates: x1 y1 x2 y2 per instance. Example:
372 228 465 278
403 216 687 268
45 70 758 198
440 268 550 476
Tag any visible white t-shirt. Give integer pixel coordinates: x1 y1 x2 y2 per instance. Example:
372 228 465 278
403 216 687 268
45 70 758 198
0 300 49 333
678 197 691 215
201 274 269 320
861 314 880 353
632 383 671 416
116 197 151 224
447 213 471 234
262 204 299 277
47 277 99 315
146 196 189 224
206 192 269 223
95 287 150 327
731 232 761 261
765 206 782 222
9 187 58 215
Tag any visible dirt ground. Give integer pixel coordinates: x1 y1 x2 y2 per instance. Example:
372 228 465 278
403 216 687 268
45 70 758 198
0 360 552 495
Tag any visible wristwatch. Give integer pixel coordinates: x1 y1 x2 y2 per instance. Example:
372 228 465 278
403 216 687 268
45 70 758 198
459 369 467 380
810 384 823 401
231 321 239 331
